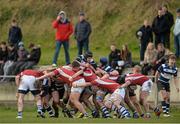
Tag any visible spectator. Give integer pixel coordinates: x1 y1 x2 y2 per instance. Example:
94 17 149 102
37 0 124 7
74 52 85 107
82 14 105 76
136 20 153 63
173 8 180 58
19 43 41 71
9 42 29 75
152 8 169 48
162 4 174 49
108 44 122 69
8 19 22 49
142 42 157 75
52 11 73 66
74 11 92 56
1 43 17 82
121 44 132 67
154 43 173 71
0 42 8 76
136 19 153 64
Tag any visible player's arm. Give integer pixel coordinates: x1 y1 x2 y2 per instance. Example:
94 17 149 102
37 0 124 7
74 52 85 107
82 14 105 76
70 70 83 81
120 81 131 88
15 75 20 87
97 67 107 75
72 82 92 88
36 72 55 80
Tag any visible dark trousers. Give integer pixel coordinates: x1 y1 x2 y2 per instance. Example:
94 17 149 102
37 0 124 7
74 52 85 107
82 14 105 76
52 41 70 65
77 39 89 56
0 63 4 75
165 32 170 49
155 34 167 48
174 34 180 58
140 44 147 61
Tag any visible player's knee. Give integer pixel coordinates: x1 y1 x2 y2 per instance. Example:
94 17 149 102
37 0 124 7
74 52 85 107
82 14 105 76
18 97 24 105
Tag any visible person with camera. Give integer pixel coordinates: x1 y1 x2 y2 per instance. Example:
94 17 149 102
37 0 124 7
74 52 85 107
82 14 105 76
52 11 73 66
136 19 153 65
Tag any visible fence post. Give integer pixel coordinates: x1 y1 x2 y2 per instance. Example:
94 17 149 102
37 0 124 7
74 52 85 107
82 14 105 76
154 82 158 106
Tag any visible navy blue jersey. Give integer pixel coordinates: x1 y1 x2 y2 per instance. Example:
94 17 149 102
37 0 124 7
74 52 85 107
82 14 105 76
158 64 178 83
76 55 97 69
102 65 114 73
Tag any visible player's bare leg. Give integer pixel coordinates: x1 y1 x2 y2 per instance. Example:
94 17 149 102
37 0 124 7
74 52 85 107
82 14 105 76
34 94 45 118
69 92 88 117
124 90 140 118
80 90 99 118
139 91 151 118
16 93 25 118
130 96 144 117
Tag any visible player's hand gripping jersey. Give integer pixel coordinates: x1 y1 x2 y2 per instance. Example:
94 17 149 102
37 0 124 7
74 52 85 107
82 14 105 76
53 66 83 85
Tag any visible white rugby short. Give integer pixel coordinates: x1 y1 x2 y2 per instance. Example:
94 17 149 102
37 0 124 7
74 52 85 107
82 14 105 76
18 75 38 95
110 88 125 101
141 79 153 93
71 78 86 94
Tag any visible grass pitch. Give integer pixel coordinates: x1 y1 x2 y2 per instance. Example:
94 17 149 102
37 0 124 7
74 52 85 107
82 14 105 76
0 106 180 123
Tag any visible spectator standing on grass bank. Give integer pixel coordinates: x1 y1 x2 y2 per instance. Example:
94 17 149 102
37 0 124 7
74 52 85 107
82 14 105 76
8 19 22 49
162 4 174 49
75 11 92 56
152 8 169 48
136 19 153 64
173 8 180 58
52 11 73 66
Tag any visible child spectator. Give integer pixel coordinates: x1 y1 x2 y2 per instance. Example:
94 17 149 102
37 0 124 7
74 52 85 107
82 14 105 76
154 43 173 71
142 42 157 75
121 44 132 67
108 44 122 69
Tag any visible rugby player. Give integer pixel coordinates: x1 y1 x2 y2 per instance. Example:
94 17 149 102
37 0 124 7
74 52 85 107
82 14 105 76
70 63 131 118
36 62 89 118
15 69 44 119
155 54 179 117
120 65 160 118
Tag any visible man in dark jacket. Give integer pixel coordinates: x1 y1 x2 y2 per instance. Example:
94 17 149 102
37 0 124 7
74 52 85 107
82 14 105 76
152 8 169 48
162 5 174 49
75 11 92 56
136 19 153 63
8 19 22 49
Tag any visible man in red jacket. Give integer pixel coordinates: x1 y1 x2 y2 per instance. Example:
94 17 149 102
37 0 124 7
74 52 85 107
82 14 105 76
52 11 73 66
